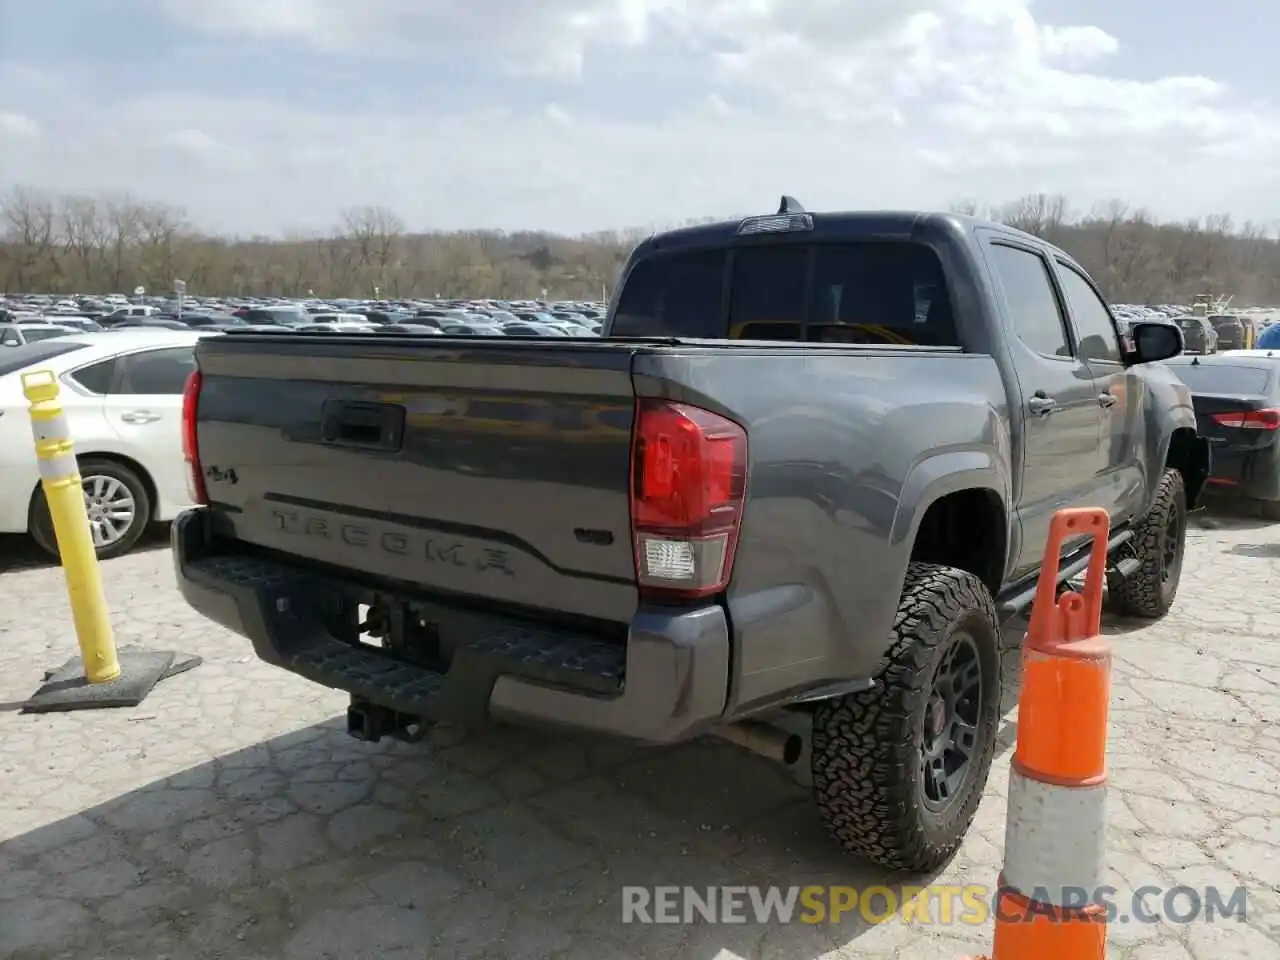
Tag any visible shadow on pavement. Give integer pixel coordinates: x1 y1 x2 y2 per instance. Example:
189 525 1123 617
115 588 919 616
1189 501 1277 532
1224 542 1280 559
0 526 170 575
0 717 968 960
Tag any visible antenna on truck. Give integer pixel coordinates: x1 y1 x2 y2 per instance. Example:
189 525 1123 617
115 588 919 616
777 195 806 215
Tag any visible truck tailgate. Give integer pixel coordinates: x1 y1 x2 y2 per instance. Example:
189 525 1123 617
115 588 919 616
192 336 640 622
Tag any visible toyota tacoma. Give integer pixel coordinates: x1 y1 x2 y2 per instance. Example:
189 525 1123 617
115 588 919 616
172 200 1208 870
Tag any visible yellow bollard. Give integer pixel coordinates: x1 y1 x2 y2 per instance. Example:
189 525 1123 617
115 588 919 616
22 369 121 684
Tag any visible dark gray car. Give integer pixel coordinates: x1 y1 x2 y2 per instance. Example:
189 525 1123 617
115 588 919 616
1176 315 1219 353
171 202 1208 871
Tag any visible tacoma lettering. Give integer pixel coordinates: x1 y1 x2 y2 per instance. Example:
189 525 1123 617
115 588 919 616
425 540 466 566
269 510 486 569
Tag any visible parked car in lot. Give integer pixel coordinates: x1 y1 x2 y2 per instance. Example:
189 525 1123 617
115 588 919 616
1176 315 1219 353
173 202 1208 871
0 330 217 559
32 314 105 332
1209 314 1253 350
167 312 248 331
1166 353 1280 518
101 304 161 325
296 321 380 333
1 322 81 347
240 305 310 327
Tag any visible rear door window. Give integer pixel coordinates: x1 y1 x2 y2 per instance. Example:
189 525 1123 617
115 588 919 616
987 244 1071 358
69 358 116 394
116 347 197 394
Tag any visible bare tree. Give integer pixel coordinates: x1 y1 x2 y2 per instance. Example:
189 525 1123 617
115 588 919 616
4 184 1280 305
134 201 188 291
996 193 1070 240
1 187 59 290
340 205 404 296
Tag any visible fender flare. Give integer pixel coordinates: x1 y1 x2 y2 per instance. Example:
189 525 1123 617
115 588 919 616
890 448 1011 554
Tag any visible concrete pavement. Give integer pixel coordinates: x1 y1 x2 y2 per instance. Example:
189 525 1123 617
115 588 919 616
0 512 1277 959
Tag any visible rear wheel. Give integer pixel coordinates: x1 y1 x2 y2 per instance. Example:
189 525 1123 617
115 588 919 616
29 458 152 561
1108 468 1185 618
810 562 1002 872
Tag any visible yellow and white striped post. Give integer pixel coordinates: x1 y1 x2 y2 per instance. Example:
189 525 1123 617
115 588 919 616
22 369 121 684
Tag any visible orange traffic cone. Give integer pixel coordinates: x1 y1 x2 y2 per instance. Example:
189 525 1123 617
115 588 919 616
966 507 1111 959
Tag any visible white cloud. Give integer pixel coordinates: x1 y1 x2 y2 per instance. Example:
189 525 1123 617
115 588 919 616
155 0 676 79
0 111 41 140
1040 25 1119 64
154 127 253 172
6 0 1279 233
157 128 217 149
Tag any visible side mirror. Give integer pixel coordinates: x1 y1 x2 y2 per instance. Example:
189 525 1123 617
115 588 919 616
1127 321 1183 364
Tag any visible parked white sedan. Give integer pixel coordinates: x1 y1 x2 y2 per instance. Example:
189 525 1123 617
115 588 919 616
0 330 217 559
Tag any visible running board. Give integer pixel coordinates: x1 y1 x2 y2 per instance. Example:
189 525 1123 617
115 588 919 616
997 528 1133 618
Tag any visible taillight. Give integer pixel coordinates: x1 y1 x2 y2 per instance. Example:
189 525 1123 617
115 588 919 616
1212 408 1280 430
181 369 207 504
630 398 747 600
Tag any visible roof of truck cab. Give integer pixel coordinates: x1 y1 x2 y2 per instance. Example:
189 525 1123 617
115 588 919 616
636 209 1074 265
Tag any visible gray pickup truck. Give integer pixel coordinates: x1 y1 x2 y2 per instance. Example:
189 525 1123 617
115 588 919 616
172 201 1209 871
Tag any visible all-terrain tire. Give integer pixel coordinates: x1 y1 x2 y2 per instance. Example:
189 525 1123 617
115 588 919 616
29 458 152 562
810 562 1002 873
1108 468 1185 619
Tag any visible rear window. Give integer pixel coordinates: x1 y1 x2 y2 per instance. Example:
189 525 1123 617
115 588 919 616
611 242 957 346
0 340 88 377
1168 362 1273 395
22 327 72 342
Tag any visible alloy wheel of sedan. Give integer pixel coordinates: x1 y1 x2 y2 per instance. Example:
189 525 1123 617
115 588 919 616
82 473 138 548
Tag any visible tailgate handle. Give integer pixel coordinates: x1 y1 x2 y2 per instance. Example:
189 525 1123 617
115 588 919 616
321 400 405 450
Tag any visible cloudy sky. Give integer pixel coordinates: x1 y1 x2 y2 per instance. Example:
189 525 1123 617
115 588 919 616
1 0 1275 236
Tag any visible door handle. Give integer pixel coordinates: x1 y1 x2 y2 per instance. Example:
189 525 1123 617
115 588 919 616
1028 394 1056 417
1097 392 1117 408
120 410 160 424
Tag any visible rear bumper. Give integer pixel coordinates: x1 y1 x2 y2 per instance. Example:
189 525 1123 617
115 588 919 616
171 508 731 743
1203 444 1280 503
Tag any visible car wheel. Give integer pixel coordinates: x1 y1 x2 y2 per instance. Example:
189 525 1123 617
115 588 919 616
810 562 1002 872
29 458 153 562
1108 468 1186 618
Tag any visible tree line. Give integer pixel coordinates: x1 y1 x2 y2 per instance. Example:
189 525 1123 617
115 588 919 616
2 185 1278 305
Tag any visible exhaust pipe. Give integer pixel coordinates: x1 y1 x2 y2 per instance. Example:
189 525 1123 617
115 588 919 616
713 720 804 766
